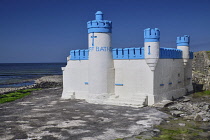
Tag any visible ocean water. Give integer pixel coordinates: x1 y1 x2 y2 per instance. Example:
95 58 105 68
0 63 66 88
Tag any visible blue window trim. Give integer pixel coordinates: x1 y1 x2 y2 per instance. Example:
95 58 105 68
115 84 123 86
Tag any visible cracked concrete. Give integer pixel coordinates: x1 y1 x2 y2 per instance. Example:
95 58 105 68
0 87 169 140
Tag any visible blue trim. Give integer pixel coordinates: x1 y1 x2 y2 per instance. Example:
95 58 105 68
177 35 190 46
115 84 123 86
69 47 187 60
84 82 88 85
87 11 112 33
148 46 151 55
169 82 172 85
160 84 164 86
91 33 97 46
70 49 89 60
112 47 145 59
144 28 160 42
159 48 182 59
189 51 193 59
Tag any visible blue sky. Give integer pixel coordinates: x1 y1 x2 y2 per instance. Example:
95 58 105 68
0 0 210 63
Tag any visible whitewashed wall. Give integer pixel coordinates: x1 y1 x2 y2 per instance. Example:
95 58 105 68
114 59 154 104
61 60 88 99
154 59 186 103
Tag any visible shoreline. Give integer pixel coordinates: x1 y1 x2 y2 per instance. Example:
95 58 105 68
0 75 63 94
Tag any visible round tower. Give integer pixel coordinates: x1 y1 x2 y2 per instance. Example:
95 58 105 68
144 28 160 71
177 35 190 65
87 11 114 100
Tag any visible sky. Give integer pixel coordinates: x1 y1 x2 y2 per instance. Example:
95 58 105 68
0 0 210 63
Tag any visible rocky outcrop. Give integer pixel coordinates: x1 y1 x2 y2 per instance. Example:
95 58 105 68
166 96 210 122
192 51 210 91
0 75 63 94
34 75 63 88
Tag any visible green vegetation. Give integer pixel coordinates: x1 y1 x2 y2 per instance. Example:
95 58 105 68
114 138 124 140
0 88 41 104
206 51 210 59
135 136 143 139
193 90 210 97
152 119 206 140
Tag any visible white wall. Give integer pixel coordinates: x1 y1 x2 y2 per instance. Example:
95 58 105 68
88 33 114 97
114 60 153 102
154 59 186 103
184 59 193 92
61 59 88 99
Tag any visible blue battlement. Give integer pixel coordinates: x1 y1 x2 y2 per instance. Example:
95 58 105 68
112 47 145 59
69 48 193 60
144 28 160 42
177 35 190 46
87 11 112 33
189 51 193 59
159 48 182 59
70 49 89 60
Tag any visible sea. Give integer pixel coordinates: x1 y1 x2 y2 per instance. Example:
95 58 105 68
0 63 66 88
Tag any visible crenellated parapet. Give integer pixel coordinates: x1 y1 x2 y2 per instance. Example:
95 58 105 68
70 49 89 60
189 51 193 59
87 11 112 33
112 47 145 59
159 48 182 59
176 35 190 46
144 28 160 42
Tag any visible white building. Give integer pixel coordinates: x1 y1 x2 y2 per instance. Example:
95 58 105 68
61 11 193 107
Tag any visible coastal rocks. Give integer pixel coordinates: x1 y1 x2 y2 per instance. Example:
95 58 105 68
166 96 210 122
192 51 210 91
0 85 35 94
0 75 63 94
35 75 62 88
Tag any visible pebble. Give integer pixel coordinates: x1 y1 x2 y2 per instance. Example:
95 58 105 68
178 123 186 126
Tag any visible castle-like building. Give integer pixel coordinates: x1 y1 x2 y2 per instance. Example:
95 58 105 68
61 11 193 107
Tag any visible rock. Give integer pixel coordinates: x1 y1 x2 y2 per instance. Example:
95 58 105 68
170 111 184 117
183 98 190 102
194 113 203 121
153 100 174 108
202 105 210 111
153 129 160 133
178 123 186 126
202 118 209 122
192 51 210 91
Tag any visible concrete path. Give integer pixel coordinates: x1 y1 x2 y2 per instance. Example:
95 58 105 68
0 87 169 140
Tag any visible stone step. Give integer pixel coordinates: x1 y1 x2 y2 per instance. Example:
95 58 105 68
104 96 147 107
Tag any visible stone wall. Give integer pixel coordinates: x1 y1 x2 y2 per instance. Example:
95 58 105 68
192 51 210 91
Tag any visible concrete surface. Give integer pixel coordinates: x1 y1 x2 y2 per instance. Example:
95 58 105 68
0 87 169 140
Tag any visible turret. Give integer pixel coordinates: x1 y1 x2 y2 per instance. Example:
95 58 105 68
87 11 114 101
144 28 160 71
177 35 190 65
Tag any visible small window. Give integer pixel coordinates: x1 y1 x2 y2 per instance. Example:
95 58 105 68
178 73 180 77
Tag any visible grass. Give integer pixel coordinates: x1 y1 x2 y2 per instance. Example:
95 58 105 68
193 90 210 97
0 88 41 104
152 119 206 140
206 51 210 59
